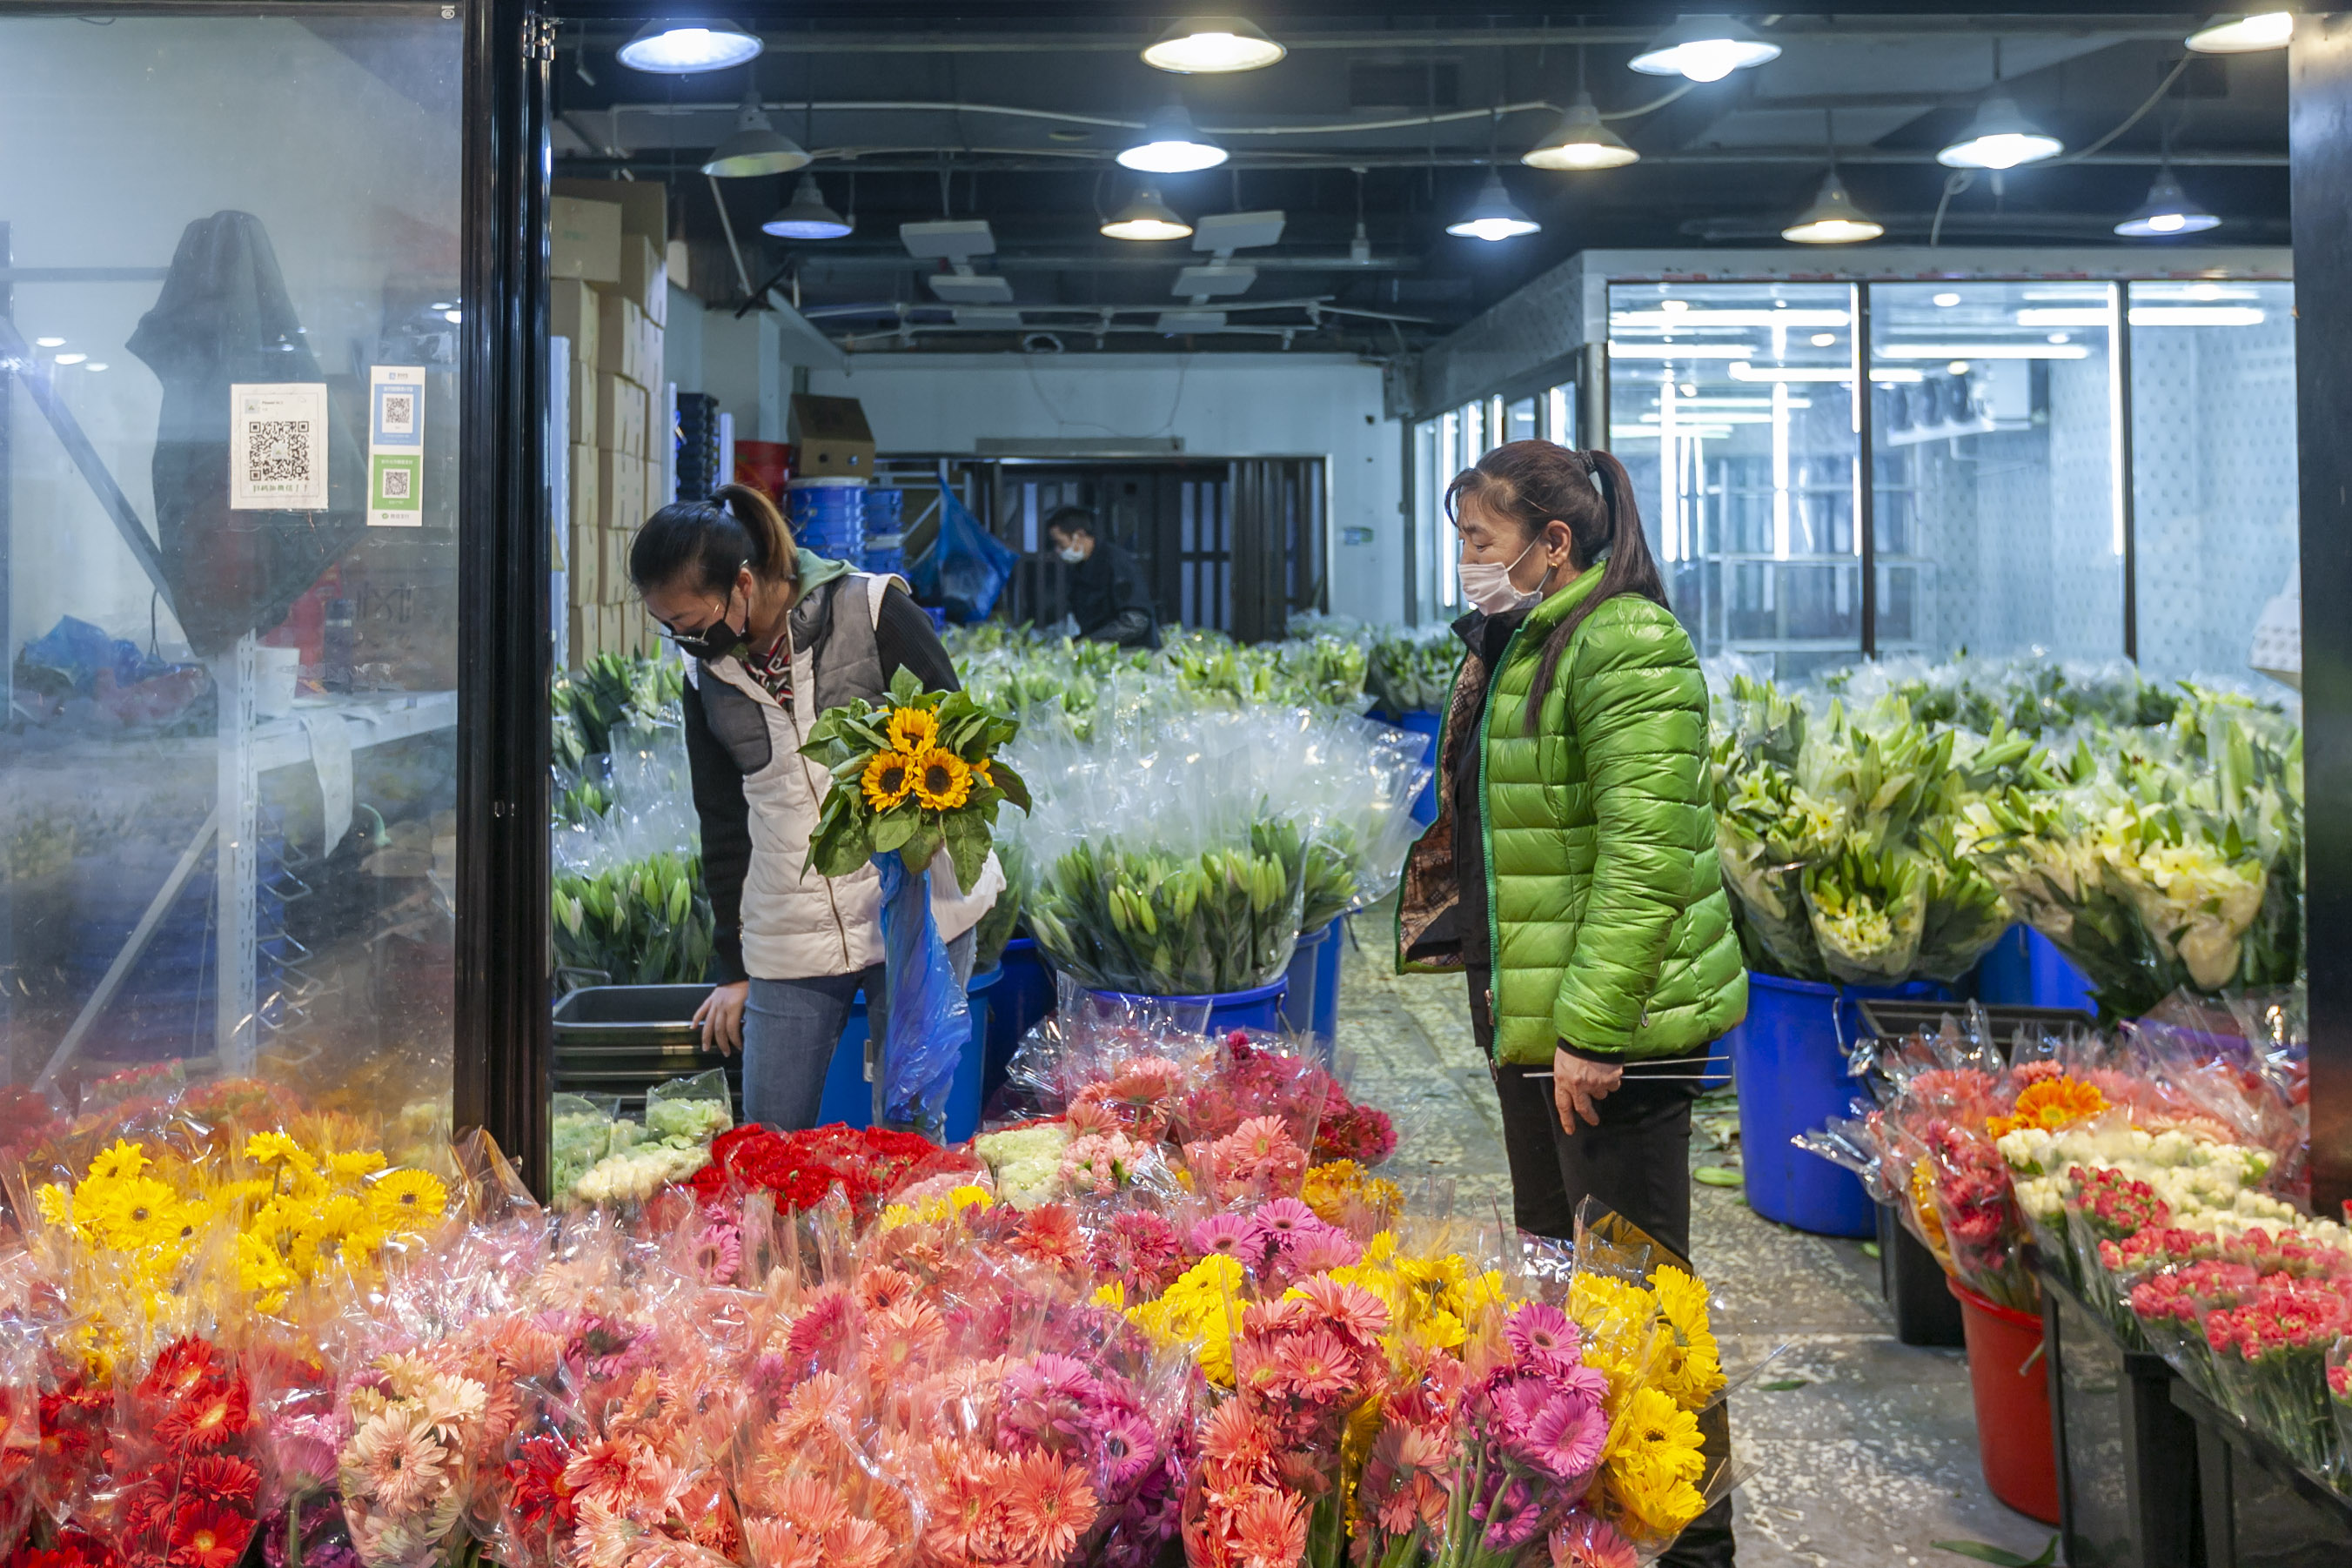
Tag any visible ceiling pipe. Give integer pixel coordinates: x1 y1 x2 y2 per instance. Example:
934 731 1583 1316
566 147 2288 176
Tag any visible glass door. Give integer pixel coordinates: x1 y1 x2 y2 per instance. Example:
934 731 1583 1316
0 7 466 1152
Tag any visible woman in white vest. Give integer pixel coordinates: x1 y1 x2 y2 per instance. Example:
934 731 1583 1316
630 484 1003 1129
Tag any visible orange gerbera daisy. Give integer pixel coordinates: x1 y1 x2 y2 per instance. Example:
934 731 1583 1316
909 747 973 811
1002 1450 1098 1562
1987 1075 2109 1139
861 752 915 811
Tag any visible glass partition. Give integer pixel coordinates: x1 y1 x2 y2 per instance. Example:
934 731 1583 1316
2128 280 2298 680
1607 281 1862 680
1504 396 1538 446
0 10 463 1149
1870 281 2123 663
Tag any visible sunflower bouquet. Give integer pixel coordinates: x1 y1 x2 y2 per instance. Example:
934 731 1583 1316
801 667 1029 895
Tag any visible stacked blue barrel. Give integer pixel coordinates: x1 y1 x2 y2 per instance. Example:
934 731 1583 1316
787 477 867 566
861 488 907 578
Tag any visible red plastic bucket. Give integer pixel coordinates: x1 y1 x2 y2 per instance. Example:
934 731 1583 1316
1948 1278 2061 1524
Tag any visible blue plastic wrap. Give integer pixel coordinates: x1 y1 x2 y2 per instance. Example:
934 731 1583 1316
908 486 1014 623
874 852 970 1136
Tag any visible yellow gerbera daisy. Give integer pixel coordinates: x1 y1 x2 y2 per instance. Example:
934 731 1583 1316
1607 1387 1708 1484
367 1169 449 1230
910 747 973 811
88 1140 149 1182
861 751 915 810
884 706 939 754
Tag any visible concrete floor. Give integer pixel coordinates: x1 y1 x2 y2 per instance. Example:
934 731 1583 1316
1334 915 2060 1568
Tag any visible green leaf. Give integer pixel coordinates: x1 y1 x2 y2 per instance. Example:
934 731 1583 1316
871 807 918 854
1860 1241 1882 1259
944 810 989 895
1694 1166 1745 1188
1931 1539 2057 1567
888 666 922 703
1758 1378 1811 1391
992 761 1033 813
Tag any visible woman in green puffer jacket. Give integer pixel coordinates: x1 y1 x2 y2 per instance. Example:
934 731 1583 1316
1397 440 1746 1565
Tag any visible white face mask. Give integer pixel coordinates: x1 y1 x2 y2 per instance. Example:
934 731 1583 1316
1056 546 1087 566
1457 536 1550 617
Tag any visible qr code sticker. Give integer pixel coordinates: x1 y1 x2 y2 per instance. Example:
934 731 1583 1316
382 392 415 431
248 420 312 484
380 466 413 500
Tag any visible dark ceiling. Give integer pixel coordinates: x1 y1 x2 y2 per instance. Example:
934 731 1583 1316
546 10 2288 357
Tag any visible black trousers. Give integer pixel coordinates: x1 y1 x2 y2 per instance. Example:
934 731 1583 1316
1480 975 1738 1568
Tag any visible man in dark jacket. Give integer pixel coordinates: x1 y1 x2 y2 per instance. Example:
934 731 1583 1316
1044 506 1159 648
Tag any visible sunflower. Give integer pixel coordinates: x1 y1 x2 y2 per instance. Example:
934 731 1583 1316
861 751 915 810
910 747 973 811
884 706 939 754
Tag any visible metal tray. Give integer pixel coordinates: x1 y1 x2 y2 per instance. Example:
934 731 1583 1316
1855 998 2097 1045
553 983 715 1052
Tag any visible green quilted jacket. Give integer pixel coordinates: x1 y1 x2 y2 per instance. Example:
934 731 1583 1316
1396 570 1747 1065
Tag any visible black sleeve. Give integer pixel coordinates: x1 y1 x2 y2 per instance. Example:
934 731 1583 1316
1109 544 1154 615
874 584 961 693
680 678 754 985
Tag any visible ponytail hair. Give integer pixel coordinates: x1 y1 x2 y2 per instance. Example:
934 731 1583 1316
627 482 795 598
1444 439 1669 734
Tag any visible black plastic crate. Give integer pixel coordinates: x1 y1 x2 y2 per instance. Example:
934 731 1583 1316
1855 999 2098 1049
2171 1377 2352 1568
1877 1200 1967 1347
553 982 738 1113
2041 1266 2204 1568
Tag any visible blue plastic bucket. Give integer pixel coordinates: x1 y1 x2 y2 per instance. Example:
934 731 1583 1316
1973 924 2096 1015
815 970 992 1141
982 936 1055 1104
1087 976 1289 1035
1379 709 1443 826
1279 923 1331 1039
1727 970 1948 1236
1311 915 1346 1042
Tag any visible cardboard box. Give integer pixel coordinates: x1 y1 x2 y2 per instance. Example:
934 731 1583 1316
550 197 621 285
615 234 667 325
595 374 647 457
571 523 601 604
569 360 595 443
595 292 646 381
567 603 590 667
555 178 666 246
596 448 646 533
789 393 876 478
568 442 600 533
550 278 600 373
667 238 692 298
645 379 672 467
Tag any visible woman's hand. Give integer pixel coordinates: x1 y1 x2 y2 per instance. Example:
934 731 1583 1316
695 982 749 1056
1551 1046 1623 1136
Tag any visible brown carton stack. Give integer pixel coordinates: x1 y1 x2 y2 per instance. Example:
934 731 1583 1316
552 180 673 667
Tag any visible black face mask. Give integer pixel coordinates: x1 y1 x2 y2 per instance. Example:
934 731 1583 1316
660 569 750 661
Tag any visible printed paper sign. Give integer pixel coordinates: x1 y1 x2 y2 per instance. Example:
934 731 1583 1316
367 365 426 526
230 382 330 511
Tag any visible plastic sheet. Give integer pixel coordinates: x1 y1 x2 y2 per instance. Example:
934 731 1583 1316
874 854 970 1139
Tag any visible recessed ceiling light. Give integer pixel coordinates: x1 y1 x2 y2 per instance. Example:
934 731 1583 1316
54 352 86 365
1948 360 1972 375
1679 382 1697 396
1933 291 1961 307
1629 16 1782 83
2048 333 2072 344
617 19 762 73
1142 17 1285 74
1811 332 1837 346
34 337 63 348
1118 100 1227 173
2187 12 2294 53
445 310 463 323
85 363 107 372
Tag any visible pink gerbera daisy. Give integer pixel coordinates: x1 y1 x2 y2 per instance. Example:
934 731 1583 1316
1523 1391 1608 1483
1197 1399 1276 1472
1551 1510 1640 1568
1264 1327 1357 1403
351 1407 449 1513
1191 1213 1260 1262
1504 1303 1583 1369
822 1517 895 1568
1227 1484 1309 1568
1285 1273 1390 1345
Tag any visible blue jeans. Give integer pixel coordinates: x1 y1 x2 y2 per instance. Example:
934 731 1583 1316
740 928 977 1130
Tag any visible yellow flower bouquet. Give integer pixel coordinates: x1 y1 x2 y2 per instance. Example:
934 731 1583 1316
800 667 1029 895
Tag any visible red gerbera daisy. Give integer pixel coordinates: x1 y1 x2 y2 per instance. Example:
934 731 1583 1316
164 1501 251 1568
154 1379 251 1453
182 1455 261 1504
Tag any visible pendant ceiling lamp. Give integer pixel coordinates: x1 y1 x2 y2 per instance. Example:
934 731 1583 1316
1101 187 1193 241
700 90 809 177
1781 171 1884 244
2114 169 2220 237
1628 16 1781 83
1142 17 1286 73
1522 92 1639 171
618 18 763 73
1117 100 1228 172
1938 95 2063 169
2186 12 2295 52
762 176 853 238
1445 171 1540 242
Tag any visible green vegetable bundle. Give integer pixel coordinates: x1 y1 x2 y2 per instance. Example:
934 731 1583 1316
1365 633 1462 715
553 849 714 986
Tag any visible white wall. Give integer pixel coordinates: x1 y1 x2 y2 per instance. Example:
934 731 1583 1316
807 352 1406 625
703 311 785 442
